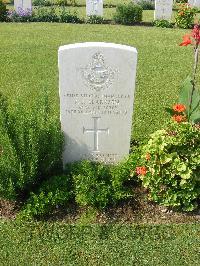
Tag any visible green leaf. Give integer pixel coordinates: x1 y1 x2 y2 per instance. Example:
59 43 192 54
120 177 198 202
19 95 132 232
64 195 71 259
178 76 200 123
179 76 193 112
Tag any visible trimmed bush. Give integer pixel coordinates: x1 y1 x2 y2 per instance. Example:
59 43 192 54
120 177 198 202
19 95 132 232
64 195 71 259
19 175 72 219
0 0 7 22
114 3 142 25
86 15 104 24
67 159 133 209
0 92 63 200
59 8 81 23
34 7 60 22
153 20 173 28
136 0 154 10
32 0 52 6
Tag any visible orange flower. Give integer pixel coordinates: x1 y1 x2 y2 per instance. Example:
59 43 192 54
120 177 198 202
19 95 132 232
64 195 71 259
179 34 192 46
172 114 186 123
173 103 186 113
136 166 147 176
145 153 151 160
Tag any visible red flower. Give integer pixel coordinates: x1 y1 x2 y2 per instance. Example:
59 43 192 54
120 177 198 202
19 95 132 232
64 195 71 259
172 114 186 123
192 24 200 44
173 103 186 113
145 153 151 160
179 34 192 46
136 166 147 176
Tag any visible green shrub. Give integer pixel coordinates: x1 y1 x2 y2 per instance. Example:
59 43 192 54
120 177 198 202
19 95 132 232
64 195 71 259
176 0 188 3
68 160 133 209
86 15 104 24
33 0 52 6
19 175 72 219
175 3 197 29
136 121 200 211
7 9 33 22
0 0 7 22
153 20 173 28
56 0 68 6
136 0 154 10
59 8 81 23
34 7 60 22
0 92 63 200
114 3 143 25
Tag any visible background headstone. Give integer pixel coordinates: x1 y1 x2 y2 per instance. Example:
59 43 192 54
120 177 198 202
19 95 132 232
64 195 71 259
86 0 103 16
154 0 173 20
14 0 32 13
58 42 137 165
188 0 200 8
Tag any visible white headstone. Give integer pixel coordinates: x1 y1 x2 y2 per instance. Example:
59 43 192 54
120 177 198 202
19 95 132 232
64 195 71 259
188 0 200 8
58 42 137 165
14 0 32 13
154 0 173 20
86 0 103 16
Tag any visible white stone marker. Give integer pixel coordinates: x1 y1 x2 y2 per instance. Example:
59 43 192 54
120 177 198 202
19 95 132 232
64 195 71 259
86 0 103 16
14 0 32 13
154 0 173 20
58 43 137 165
188 0 200 8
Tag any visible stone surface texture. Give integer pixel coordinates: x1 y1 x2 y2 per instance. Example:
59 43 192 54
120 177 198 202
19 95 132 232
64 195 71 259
14 0 32 12
86 0 103 16
58 42 137 165
188 0 200 8
154 0 173 20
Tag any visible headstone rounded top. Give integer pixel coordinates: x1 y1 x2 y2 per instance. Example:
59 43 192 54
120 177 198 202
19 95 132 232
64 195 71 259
58 42 138 165
58 42 137 54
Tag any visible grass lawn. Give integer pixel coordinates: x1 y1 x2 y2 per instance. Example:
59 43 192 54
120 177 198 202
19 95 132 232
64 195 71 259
0 221 199 265
0 23 198 141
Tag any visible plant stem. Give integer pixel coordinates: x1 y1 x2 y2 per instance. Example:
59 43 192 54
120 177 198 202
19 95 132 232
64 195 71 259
189 44 199 120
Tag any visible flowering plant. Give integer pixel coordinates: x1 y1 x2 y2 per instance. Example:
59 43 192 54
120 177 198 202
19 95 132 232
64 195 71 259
134 25 200 211
7 7 33 22
136 122 200 211
178 24 200 124
175 3 197 29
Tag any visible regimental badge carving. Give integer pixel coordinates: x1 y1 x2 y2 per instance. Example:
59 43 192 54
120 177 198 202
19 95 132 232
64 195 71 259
82 52 117 92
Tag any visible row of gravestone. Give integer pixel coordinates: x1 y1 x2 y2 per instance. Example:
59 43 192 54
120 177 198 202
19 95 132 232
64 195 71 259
13 1 200 20
14 0 103 16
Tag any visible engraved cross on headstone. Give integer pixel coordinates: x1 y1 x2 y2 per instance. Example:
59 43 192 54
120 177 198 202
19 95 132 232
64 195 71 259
83 117 109 152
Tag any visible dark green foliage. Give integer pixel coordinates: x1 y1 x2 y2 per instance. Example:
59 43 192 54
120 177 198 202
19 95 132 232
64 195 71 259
176 0 188 3
0 92 63 200
138 122 200 211
178 76 200 123
153 19 173 28
19 175 72 218
33 0 76 6
86 15 104 24
7 7 82 23
67 160 133 209
0 0 7 22
34 7 60 22
114 3 143 25
59 8 81 23
137 0 154 10
33 0 52 6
